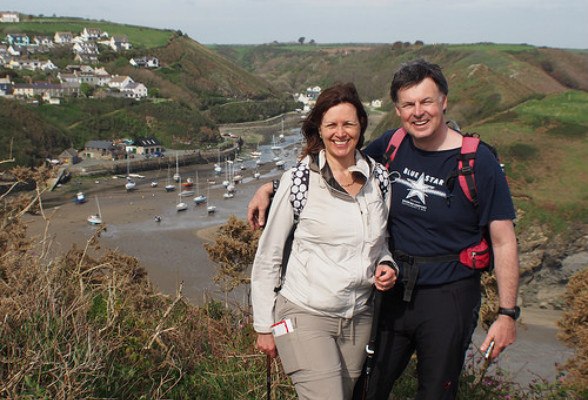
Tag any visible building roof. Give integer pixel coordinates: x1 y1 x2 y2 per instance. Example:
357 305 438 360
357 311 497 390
85 140 115 150
134 137 161 147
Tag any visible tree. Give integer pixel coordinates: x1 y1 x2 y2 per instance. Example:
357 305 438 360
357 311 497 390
298 36 305 45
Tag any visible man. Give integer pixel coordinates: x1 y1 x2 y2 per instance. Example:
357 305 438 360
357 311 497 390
248 60 519 400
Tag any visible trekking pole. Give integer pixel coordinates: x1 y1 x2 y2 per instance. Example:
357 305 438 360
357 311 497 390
266 354 272 400
362 288 384 400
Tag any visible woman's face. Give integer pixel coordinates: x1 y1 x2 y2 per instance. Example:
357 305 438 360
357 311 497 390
319 102 361 165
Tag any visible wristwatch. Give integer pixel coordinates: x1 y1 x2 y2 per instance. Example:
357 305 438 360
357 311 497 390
498 306 521 320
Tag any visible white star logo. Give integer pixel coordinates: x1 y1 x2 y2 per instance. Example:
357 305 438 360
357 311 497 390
405 173 437 204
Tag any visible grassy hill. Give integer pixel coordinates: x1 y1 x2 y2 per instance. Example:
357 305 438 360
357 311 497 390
215 42 588 230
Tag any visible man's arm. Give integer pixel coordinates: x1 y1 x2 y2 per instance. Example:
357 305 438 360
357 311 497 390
481 219 519 359
247 181 274 230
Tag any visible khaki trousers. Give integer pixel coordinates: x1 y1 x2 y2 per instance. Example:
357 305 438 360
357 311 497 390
274 295 372 400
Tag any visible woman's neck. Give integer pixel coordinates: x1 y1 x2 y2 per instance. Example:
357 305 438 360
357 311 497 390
324 151 356 173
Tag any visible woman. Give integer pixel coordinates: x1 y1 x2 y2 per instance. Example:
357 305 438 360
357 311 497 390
251 82 398 400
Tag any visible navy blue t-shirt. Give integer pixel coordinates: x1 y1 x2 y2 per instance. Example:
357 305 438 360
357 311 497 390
365 129 516 285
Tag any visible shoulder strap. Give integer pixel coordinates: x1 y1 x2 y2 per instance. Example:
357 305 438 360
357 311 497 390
373 163 390 199
457 135 480 207
289 161 310 223
384 128 407 169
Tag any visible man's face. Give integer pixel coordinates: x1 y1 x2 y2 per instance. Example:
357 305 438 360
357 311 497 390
394 77 447 143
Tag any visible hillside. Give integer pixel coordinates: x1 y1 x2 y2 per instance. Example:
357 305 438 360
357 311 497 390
214 42 588 230
0 18 293 165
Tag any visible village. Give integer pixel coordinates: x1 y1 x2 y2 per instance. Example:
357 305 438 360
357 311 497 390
0 11 153 102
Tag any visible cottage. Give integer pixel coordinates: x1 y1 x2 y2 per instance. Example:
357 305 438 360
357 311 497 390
0 12 19 22
80 28 103 41
6 33 30 47
132 137 163 156
57 148 81 165
54 32 74 45
0 76 12 95
109 35 132 51
370 99 383 109
130 56 160 68
108 75 134 89
83 140 118 160
73 42 99 55
33 36 53 46
121 82 148 99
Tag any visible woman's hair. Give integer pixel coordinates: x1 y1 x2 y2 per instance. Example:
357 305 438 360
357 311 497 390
390 59 448 103
301 82 368 158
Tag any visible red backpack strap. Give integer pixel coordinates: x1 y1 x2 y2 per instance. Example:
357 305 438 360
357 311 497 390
457 135 480 207
384 128 407 169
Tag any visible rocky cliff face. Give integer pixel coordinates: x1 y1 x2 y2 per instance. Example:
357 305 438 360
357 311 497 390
518 223 588 309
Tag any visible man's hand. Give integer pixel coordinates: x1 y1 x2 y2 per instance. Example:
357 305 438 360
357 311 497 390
256 332 277 358
480 315 516 360
247 182 274 230
374 264 397 291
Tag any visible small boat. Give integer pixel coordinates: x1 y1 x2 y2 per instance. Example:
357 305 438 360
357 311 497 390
74 191 86 204
193 171 207 205
87 197 103 225
151 181 158 188
254 171 261 179
173 152 181 182
250 151 262 158
179 190 195 197
165 165 175 192
154 215 162 223
125 177 136 191
182 177 194 188
271 135 280 151
223 191 234 199
276 160 286 169
206 186 216 215
176 178 188 211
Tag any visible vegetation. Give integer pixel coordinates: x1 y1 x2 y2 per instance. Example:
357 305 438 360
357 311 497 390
1 15 174 48
1 177 585 398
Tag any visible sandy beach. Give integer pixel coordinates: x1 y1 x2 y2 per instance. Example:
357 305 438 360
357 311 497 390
24 137 299 305
21 136 573 389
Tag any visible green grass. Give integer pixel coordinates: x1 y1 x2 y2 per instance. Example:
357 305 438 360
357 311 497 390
1 17 174 48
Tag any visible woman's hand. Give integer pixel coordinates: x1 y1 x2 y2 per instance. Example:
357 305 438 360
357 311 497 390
374 264 397 291
256 332 278 358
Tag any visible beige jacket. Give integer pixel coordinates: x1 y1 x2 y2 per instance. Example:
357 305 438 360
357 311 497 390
251 150 392 333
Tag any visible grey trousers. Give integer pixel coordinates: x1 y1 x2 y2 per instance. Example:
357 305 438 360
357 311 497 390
274 295 372 400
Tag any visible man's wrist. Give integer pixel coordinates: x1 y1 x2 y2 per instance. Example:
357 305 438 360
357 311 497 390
498 306 521 321
380 260 400 277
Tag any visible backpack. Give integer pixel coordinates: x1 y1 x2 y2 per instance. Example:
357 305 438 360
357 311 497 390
383 127 502 271
274 158 389 292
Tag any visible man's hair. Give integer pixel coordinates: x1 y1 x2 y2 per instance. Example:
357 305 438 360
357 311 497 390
390 59 449 103
301 82 368 158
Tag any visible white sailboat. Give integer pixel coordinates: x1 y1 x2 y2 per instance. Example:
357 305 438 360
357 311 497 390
87 197 103 225
279 118 285 142
193 171 207 205
214 149 222 175
173 151 181 182
271 134 280 151
206 185 216 215
125 157 136 191
165 165 176 192
176 177 188 212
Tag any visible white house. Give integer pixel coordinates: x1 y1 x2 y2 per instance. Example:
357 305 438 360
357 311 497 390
306 86 322 100
73 42 99 55
129 56 160 68
121 82 148 99
81 28 103 41
110 35 132 51
108 75 134 89
0 12 19 23
370 99 383 109
54 32 74 44
33 36 53 46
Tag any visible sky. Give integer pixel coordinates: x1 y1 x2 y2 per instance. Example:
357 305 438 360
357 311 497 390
2 0 587 49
